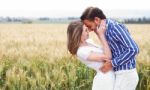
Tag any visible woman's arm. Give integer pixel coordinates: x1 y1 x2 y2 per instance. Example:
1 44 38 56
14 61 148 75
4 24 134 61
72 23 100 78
86 35 112 62
98 34 112 59
87 53 110 62
93 20 112 60
81 21 112 62
77 41 110 62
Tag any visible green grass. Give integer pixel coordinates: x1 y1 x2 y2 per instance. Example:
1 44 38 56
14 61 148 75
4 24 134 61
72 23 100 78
0 56 95 90
0 56 150 90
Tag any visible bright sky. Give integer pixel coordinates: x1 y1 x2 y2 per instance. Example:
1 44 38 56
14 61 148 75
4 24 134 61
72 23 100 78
0 0 150 18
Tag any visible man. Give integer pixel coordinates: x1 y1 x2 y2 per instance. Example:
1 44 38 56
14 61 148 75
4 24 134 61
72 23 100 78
80 7 139 90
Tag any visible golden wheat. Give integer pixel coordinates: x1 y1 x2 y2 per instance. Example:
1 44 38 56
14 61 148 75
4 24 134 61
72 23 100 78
0 24 149 90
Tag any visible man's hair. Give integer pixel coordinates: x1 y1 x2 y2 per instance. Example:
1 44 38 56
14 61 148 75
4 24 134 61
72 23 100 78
80 7 106 21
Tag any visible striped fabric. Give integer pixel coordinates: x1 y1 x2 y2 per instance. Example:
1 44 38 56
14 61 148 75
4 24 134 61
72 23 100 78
105 19 139 71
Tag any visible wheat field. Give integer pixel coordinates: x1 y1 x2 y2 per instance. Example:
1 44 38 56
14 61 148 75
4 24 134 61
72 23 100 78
0 24 150 90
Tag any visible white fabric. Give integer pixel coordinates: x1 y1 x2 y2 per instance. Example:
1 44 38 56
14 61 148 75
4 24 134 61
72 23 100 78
77 39 115 90
114 69 139 90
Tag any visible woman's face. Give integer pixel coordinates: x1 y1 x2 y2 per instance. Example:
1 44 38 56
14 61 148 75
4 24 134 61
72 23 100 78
80 25 89 43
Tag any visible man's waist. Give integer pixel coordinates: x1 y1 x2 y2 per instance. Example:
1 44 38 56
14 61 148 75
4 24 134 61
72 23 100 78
113 63 136 71
115 68 137 74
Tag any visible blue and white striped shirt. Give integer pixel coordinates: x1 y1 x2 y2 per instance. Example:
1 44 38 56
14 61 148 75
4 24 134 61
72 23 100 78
105 19 139 71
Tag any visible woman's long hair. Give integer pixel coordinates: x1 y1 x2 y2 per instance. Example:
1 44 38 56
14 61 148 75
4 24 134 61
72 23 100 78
67 21 83 55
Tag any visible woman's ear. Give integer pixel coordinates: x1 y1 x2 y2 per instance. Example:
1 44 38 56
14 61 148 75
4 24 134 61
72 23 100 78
94 17 101 25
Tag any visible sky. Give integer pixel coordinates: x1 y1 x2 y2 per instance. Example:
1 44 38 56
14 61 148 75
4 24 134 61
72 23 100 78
0 0 150 18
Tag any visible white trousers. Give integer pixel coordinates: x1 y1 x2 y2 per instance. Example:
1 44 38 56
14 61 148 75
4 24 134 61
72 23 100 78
92 70 115 90
114 69 139 90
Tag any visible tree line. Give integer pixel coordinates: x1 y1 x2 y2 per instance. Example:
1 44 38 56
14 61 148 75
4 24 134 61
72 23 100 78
0 17 150 24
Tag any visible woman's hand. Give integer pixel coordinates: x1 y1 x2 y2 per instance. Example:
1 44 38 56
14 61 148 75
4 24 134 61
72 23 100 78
94 20 106 36
94 20 112 60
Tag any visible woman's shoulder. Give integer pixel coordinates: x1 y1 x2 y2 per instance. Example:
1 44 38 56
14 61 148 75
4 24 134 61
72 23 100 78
86 38 102 49
86 38 94 44
77 46 89 56
77 39 94 54
77 45 92 60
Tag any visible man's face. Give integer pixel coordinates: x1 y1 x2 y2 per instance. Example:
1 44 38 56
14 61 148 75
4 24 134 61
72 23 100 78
83 20 97 32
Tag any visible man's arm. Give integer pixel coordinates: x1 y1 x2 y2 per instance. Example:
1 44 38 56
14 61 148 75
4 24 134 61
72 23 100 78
111 24 139 67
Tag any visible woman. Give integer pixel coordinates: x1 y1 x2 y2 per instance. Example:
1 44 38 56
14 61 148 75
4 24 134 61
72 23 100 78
67 21 115 90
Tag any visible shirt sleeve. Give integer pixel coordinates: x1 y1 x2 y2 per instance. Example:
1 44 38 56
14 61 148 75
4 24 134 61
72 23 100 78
77 47 92 61
110 24 139 67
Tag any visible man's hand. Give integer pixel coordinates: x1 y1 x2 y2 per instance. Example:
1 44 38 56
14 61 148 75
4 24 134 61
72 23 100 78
100 60 113 73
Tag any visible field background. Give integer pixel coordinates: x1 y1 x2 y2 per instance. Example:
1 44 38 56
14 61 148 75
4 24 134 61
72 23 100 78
0 24 150 90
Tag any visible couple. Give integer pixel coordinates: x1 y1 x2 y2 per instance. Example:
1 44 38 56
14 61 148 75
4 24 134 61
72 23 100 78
67 7 139 90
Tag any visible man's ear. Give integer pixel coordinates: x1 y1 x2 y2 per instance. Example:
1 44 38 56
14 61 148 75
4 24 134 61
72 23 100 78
94 17 100 25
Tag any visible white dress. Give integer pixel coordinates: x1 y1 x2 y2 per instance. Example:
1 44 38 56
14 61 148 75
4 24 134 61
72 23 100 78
77 39 115 90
